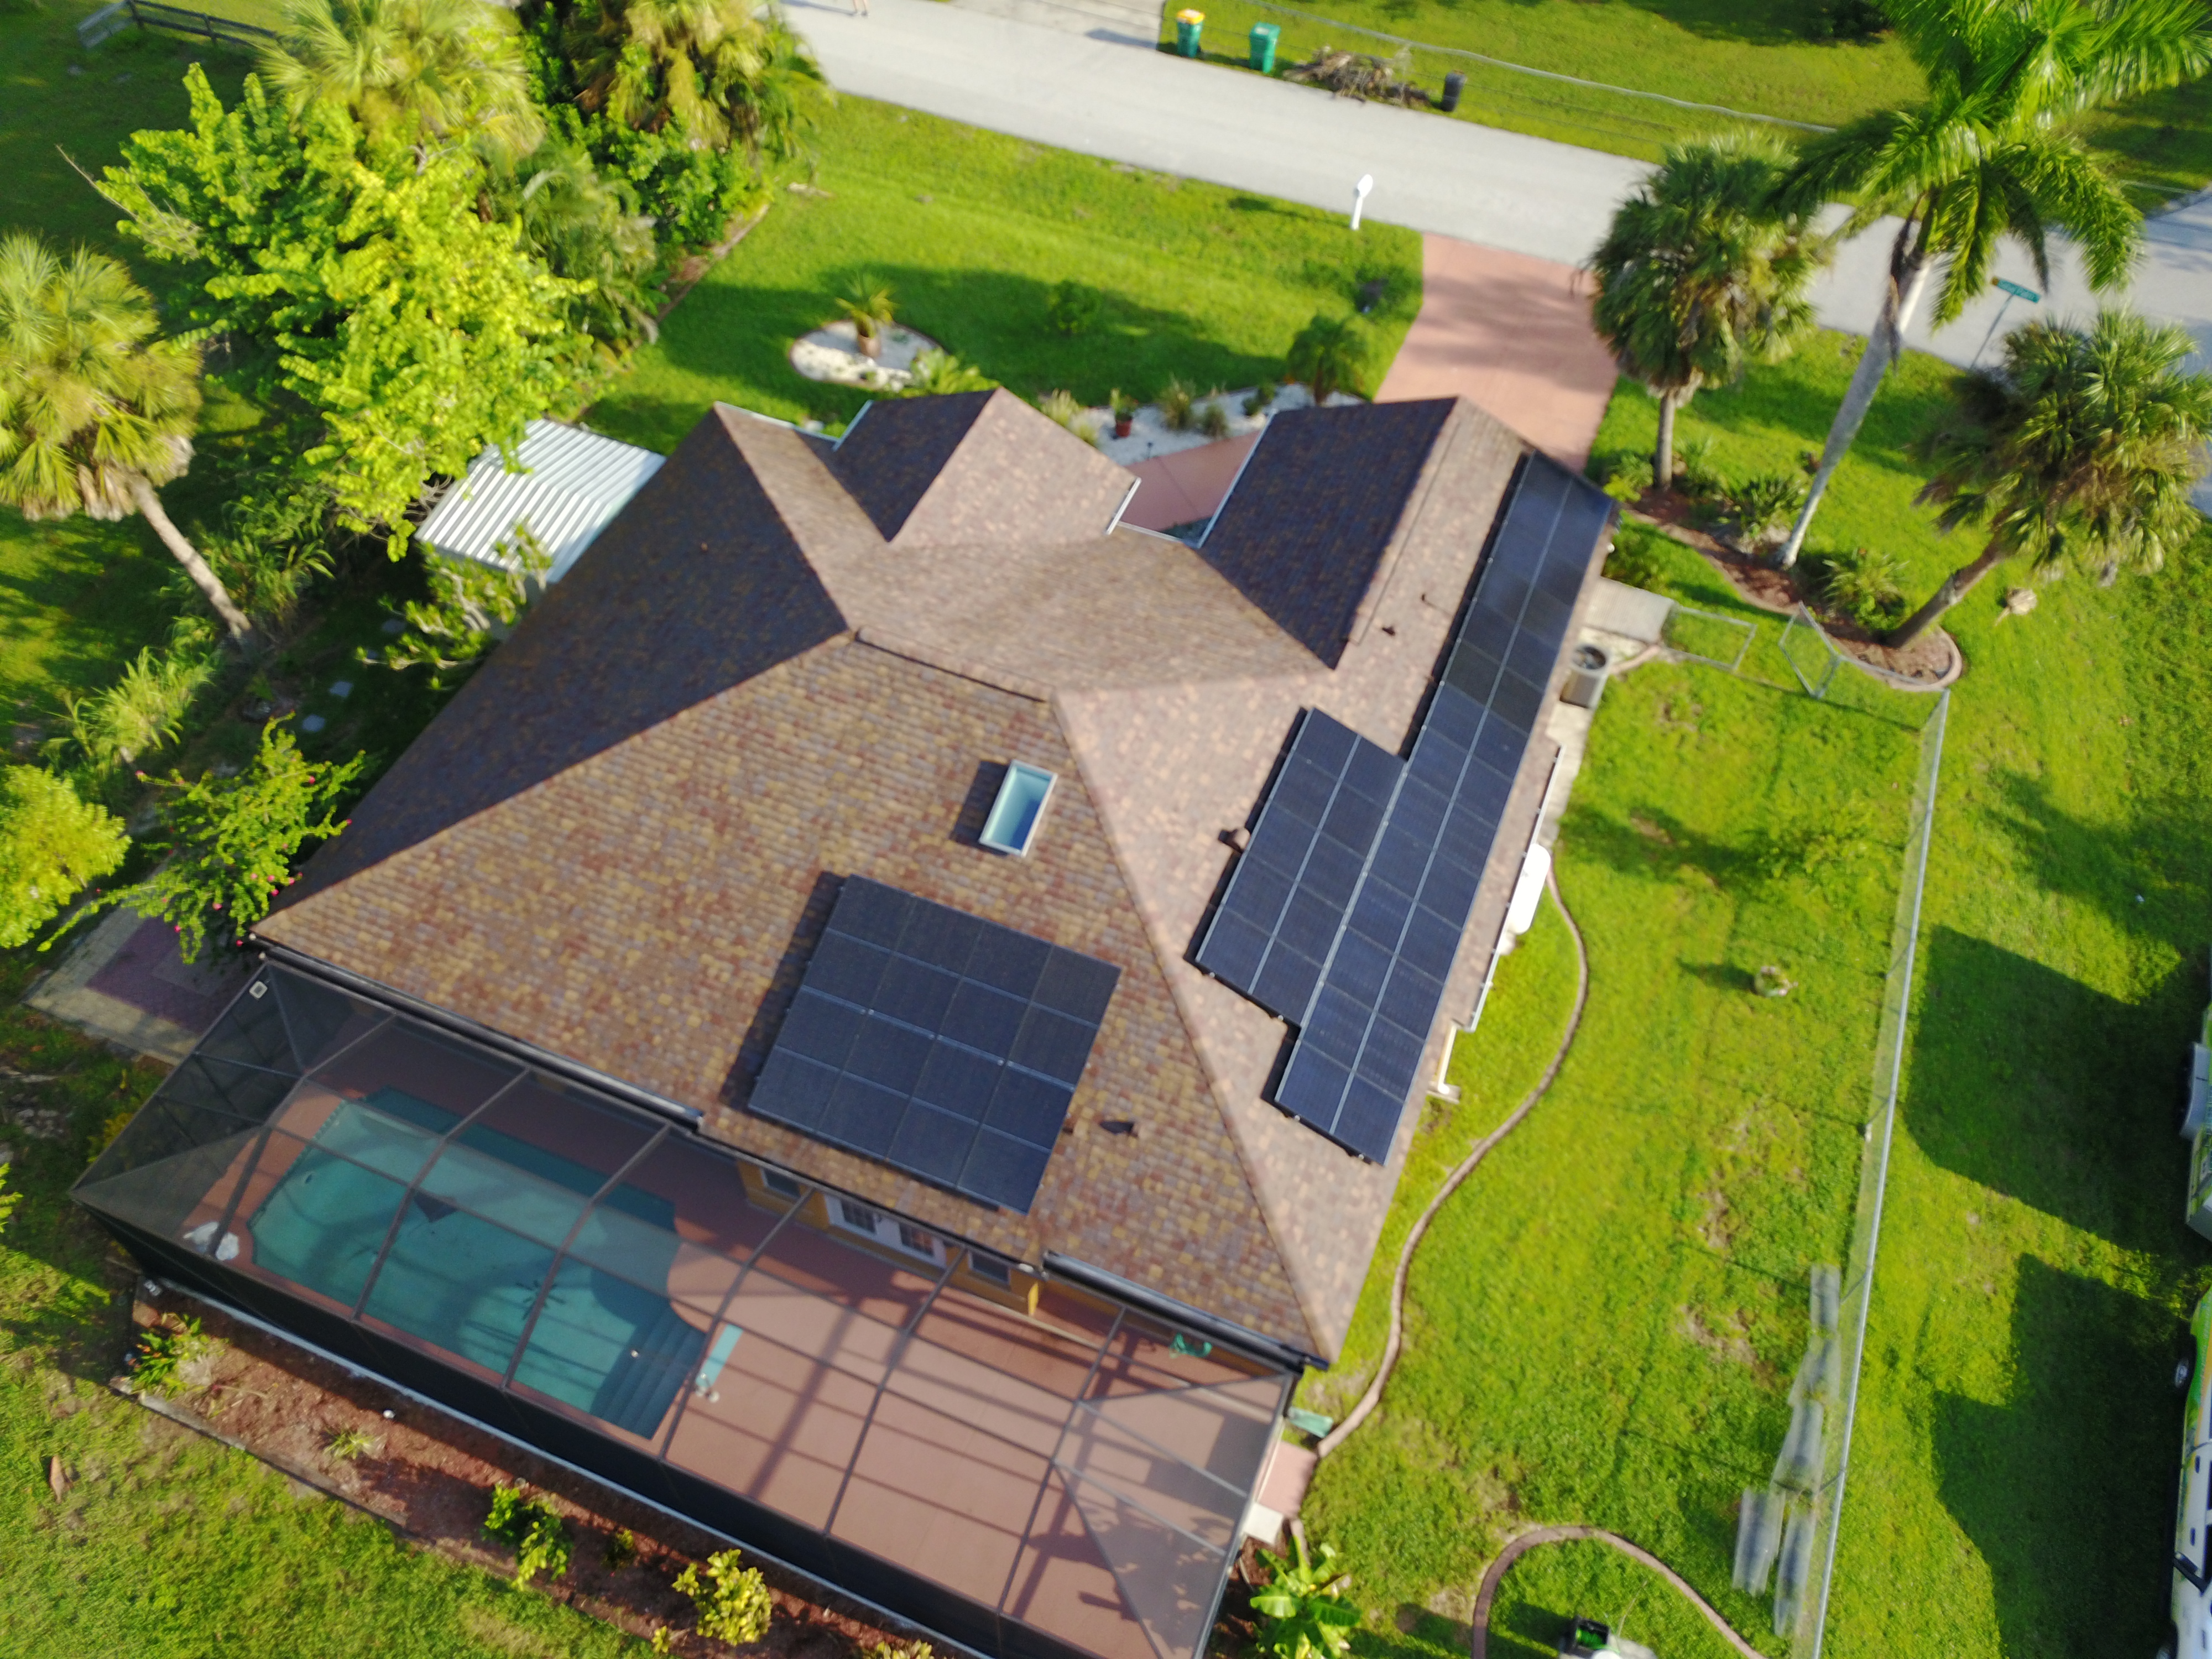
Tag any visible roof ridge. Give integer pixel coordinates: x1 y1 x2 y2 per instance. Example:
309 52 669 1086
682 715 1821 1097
1050 680 1330 1360
853 625 1051 703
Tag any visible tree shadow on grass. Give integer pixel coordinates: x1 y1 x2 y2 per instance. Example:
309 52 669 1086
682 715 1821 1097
1986 769 2212 951
609 267 1321 440
1934 1255 2183 1659
1903 927 2205 1256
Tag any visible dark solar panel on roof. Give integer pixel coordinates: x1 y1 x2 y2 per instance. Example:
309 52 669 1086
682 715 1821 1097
1193 710 1400 1021
749 877 1119 1214
1195 453 1615 1164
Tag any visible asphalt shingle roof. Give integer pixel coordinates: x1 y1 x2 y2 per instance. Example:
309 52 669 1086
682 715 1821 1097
259 390 1594 1361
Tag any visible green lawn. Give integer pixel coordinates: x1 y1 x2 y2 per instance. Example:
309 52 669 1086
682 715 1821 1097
0 5 275 726
1304 525 1926 1656
1165 0 2212 195
1307 336 2212 1659
585 97 1422 451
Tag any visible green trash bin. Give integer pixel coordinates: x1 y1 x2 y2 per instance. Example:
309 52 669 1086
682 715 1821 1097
1249 21 1279 71
1174 8 1203 55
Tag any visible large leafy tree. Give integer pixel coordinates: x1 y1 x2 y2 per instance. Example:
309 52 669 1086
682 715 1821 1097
566 0 825 163
0 233 257 646
106 719 366 962
264 0 542 159
102 70 585 554
1591 131 1826 490
1892 309 2211 645
1772 0 2212 567
0 767 127 951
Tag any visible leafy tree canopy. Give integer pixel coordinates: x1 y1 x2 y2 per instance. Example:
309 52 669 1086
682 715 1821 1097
101 70 586 553
0 767 128 950
107 718 366 962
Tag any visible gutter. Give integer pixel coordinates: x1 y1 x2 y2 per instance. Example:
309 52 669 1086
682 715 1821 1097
1042 1250 1323 1374
253 941 705 1129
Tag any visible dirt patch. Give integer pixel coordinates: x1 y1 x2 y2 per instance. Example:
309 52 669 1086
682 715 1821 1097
122 1296 932 1658
1678 1305 1759 1370
1630 493 1961 687
1696 1190 1734 1253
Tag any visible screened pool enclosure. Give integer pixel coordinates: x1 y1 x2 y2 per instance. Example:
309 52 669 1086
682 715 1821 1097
76 964 1292 1659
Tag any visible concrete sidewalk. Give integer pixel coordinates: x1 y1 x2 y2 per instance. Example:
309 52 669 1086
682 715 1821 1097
794 0 2212 374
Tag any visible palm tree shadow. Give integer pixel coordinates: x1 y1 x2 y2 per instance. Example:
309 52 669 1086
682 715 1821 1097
1986 768 2212 946
1933 1256 2187 1657
1902 926 2203 1253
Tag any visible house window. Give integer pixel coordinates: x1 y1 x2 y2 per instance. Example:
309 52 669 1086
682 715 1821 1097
967 1251 1013 1288
831 1197 945 1265
761 1167 804 1199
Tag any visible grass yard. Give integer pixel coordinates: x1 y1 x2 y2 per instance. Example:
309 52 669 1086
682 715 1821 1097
1302 530 1925 1658
1306 336 2212 1659
1165 0 2212 196
585 97 1422 452
1594 347 2212 1659
0 5 277 728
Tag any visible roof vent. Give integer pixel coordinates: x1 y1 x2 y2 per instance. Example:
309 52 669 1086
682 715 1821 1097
980 762 1056 857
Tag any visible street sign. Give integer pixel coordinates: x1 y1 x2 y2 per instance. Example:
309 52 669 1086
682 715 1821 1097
1974 279 2046 366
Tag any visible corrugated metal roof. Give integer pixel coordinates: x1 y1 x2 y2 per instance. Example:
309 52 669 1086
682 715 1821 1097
418 419 665 583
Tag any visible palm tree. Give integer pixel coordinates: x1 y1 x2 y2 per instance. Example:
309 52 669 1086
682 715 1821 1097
568 0 826 163
1890 309 2211 646
1590 131 1826 491
0 235 257 651
1286 314 1369 404
834 275 896 361
1771 0 2212 568
263 0 543 160
484 139 660 352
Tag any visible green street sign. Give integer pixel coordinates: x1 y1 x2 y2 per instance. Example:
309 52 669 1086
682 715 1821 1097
1994 278 2041 302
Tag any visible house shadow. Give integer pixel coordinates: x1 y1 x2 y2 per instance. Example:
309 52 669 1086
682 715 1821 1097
1933 1255 2183 1657
1902 928 2200 1255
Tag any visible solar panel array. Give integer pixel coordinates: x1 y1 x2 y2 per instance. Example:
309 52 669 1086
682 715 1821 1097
1190 712 1399 1022
1194 454 1615 1162
750 877 1120 1213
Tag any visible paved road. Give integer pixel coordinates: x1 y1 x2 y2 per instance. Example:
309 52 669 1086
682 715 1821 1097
792 0 2212 371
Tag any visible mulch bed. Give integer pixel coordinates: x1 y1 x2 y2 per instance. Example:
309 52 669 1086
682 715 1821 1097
123 1293 926 1659
1631 491 1961 688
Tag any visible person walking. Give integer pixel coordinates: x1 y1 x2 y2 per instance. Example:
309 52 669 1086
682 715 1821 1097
852 0 869 18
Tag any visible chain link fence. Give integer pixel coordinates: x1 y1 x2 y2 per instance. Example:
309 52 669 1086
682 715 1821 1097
1662 600 1949 1648
1789 686 1950 1655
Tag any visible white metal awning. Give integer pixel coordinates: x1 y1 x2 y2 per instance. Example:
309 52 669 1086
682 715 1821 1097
418 419 665 584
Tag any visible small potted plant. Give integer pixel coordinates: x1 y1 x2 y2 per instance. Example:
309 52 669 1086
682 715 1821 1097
836 275 897 362
1109 389 1136 439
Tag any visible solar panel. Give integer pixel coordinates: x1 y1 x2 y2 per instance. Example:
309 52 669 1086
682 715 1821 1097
1199 453 1614 1164
1193 710 1401 1020
749 878 1119 1213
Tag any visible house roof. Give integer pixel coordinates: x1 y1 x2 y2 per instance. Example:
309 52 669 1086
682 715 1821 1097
259 389 1593 1363
417 419 666 583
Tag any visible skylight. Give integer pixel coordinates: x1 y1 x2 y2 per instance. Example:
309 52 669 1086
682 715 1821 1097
979 761 1056 857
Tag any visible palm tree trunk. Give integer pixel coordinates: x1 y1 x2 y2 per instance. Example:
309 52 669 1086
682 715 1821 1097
1887 537 2008 648
1654 388 1680 491
128 474 259 653
1776 247 1936 570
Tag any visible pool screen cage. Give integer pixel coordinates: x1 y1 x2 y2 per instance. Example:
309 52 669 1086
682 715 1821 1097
75 961 1293 1659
